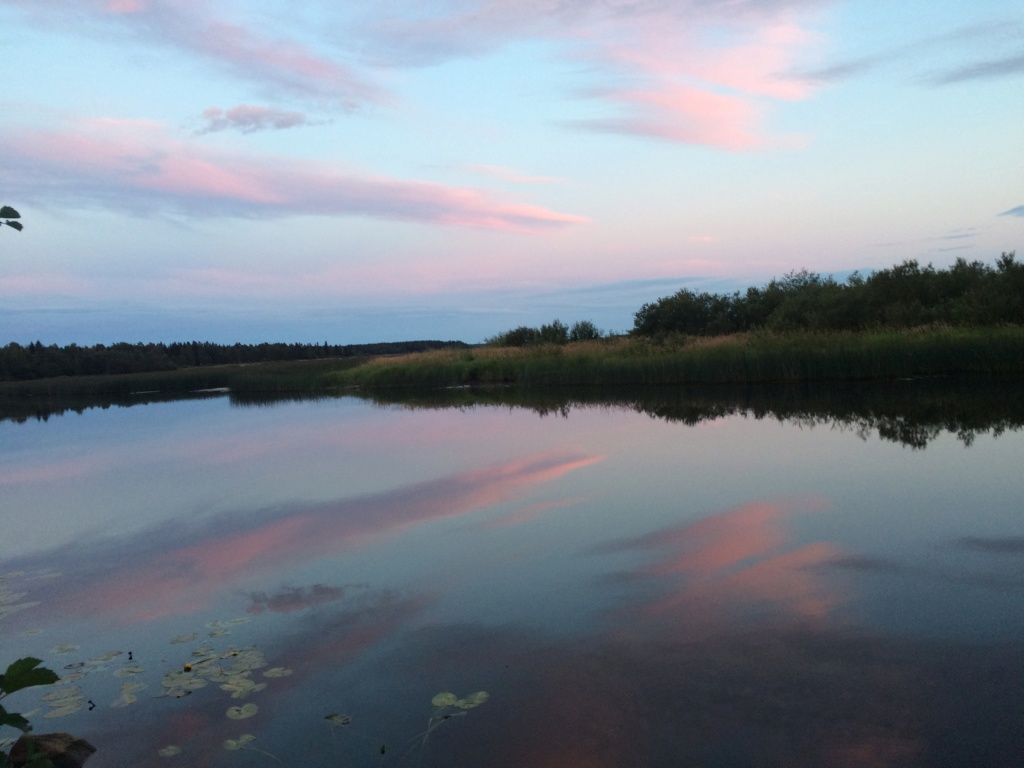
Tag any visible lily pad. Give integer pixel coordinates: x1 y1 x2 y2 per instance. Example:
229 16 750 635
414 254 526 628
170 632 198 644
157 745 182 757
455 691 489 709
325 713 351 726
42 686 83 704
226 703 258 720
431 692 458 707
224 734 256 751
262 667 292 678
44 702 83 718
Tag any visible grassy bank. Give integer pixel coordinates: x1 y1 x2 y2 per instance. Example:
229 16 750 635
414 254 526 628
0 357 368 398
326 326 1024 388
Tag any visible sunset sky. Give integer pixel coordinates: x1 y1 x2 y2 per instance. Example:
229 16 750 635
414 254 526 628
1 0 1021 344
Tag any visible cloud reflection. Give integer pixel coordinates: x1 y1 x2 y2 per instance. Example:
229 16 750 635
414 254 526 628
600 497 844 635
47 452 601 624
246 584 356 614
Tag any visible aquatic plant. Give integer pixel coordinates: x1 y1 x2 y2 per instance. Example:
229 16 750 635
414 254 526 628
0 657 61 765
327 326 1024 388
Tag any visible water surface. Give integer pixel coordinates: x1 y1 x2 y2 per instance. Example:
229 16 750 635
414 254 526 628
1 383 1022 766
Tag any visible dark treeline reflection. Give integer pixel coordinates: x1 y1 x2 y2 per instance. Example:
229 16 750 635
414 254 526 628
4 375 1023 450
346 375 1024 449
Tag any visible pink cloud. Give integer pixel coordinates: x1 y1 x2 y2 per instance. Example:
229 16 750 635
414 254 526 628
567 11 818 150
2 119 586 231
198 105 311 134
359 1 822 149
9 0 382 106
580 83 766 151
104 0 146 12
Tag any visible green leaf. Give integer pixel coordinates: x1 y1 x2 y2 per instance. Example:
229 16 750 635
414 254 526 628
4 221 23 231
0 704 32 732
0 206 20 218
2 659 59 696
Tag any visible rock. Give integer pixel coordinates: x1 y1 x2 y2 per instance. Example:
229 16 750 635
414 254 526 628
9 732 96 768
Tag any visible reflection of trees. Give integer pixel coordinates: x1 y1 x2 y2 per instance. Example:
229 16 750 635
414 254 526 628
351 375 1024 449
5 374 1023 449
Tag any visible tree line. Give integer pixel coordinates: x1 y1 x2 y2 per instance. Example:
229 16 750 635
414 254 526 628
486 319 603 347
632 253 1023 337
0 340 468 382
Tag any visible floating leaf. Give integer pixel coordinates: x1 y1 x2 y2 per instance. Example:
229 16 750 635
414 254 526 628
41 686 83 704
44 702 83 718
431 692 458 707
226 703 258 720
325 713 352 726
51 644 79 655
115 666 144 677
163 688 193 699
170 632 197 645
454 691 489 710
157 745 181 757
224 734 255 751
262 667 292 678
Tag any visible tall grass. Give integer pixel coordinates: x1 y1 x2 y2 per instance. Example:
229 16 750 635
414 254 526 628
328 326 1024 389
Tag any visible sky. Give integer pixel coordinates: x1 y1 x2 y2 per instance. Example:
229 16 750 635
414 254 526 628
1 0 1021 345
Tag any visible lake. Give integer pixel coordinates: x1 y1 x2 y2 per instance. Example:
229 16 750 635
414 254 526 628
2 380 1022 767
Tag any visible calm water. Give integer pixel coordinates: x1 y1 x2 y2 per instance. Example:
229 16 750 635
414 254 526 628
1 385 1022 767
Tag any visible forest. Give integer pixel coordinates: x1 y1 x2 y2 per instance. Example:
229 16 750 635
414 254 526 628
630 253 1022 338
0 339 468 382
2 252 1020 383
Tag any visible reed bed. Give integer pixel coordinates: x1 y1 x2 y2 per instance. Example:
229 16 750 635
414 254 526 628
0 357 366 399
328 326 1024 389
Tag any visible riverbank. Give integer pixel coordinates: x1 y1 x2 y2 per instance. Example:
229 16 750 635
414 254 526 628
3 328 1023 412
325 326 1024 388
